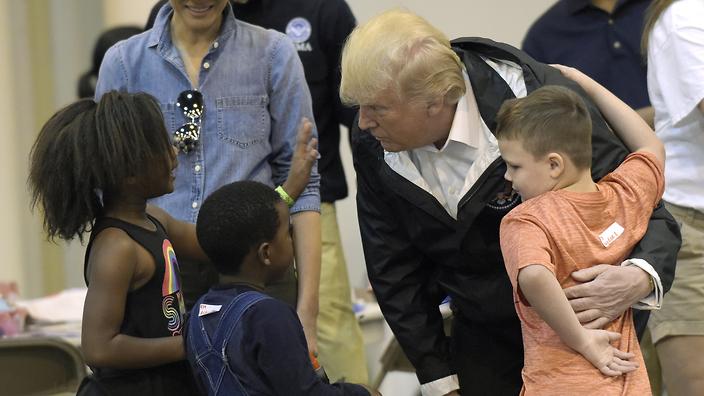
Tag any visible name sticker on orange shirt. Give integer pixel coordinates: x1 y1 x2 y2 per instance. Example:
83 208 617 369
599 222 624 248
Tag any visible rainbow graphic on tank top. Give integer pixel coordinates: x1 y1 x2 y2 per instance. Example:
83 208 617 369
162 239 181 296
161 239 185 335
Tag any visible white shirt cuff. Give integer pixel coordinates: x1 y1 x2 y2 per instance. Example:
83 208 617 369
420 375 459 396
621 258 663 310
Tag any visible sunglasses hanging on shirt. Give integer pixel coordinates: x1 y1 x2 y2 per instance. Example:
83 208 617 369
173 90 204 154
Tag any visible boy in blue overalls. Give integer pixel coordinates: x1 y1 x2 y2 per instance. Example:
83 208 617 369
186 181 378 396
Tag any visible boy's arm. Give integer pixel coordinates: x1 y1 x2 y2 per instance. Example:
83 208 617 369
518 265 587 349
551 64 665 167
518 265 638 376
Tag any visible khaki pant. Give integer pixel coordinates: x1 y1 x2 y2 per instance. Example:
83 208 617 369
316 203 369 384
648 202 704 342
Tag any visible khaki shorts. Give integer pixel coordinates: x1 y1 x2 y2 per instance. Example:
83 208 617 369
648 202 704 343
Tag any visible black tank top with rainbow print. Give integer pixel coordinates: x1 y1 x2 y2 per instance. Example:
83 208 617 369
82 214 195 395
84 214 186 338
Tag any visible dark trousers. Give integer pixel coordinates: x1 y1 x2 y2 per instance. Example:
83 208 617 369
451 315 524 396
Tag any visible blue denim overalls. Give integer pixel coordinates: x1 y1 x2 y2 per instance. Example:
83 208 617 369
187 290 270 396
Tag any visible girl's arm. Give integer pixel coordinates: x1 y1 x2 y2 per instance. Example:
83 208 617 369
81 229 184 369
518 264 638 376
147 205 209 262
148 120 318 262
552 64 665 167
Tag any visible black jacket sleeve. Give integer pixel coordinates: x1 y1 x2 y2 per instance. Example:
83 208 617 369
352 127 451 384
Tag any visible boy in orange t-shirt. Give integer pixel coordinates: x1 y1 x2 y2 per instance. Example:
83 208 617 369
496 66 665 395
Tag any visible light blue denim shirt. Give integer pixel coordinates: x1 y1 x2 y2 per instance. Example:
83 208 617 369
95 4 320 223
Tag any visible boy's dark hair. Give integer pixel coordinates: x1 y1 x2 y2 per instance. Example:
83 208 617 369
495 85 592 170
28 91 173 242
196 181 283 275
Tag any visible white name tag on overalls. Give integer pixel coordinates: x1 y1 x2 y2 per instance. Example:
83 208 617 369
599 222 624 248
198 304 222 317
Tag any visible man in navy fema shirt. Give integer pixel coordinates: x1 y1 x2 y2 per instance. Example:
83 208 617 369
523 0 654 126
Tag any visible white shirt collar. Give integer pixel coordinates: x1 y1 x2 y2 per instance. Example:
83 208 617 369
416 69 481 153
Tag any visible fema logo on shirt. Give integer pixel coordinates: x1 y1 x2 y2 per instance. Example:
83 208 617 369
286 17 313 52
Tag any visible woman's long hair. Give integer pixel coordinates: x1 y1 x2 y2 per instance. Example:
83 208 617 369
641 0 677 56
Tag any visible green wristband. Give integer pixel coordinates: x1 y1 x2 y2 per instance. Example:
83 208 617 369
275 186 295 207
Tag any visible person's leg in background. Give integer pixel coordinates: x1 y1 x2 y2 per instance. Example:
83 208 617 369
649 203 704 396
640 328 663 396
316 202 369 383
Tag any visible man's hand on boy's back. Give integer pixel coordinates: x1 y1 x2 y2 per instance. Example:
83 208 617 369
564 264 652 329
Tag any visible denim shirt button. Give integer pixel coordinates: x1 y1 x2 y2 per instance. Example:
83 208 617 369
203 62 210 69
192 201 199 209
194 164 201 172
213 41 219 49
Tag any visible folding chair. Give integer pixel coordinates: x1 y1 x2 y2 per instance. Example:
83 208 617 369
0 336 87 395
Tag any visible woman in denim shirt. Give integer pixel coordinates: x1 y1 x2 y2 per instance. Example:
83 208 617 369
95 0 322 355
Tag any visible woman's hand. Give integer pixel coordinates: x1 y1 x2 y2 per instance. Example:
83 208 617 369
282 118 318 200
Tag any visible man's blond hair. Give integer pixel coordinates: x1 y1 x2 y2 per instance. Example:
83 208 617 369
340 9 465 106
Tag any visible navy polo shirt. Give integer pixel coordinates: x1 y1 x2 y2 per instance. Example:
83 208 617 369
522 0 651 109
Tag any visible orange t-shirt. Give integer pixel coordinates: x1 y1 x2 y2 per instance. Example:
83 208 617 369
500 152 664 395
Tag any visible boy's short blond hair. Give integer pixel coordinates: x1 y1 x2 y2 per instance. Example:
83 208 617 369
339 9 465 106
495 86 593 170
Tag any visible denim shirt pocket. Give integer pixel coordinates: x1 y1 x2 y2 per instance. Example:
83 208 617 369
216 95 269 149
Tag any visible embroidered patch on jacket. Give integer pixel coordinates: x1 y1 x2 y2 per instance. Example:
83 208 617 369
487 182 521 211
599 222 624 248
